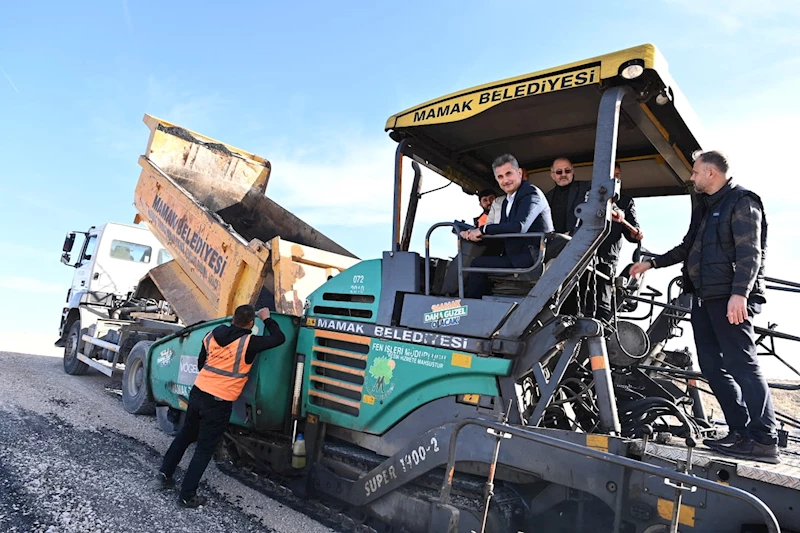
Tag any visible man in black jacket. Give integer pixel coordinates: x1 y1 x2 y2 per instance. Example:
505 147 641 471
155 304 287 505
592 163 644 321
545 157 591 237
630 151 778 463
461 154 553 299
546 159 643 320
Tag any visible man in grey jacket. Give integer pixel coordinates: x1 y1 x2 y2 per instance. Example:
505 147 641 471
630 150 778 463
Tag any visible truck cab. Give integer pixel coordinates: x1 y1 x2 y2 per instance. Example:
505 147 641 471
57 222 173 348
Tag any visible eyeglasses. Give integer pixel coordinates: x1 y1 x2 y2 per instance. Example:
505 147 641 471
553 168 573 175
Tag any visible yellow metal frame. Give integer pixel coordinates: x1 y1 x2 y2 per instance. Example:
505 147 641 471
385 44 666 130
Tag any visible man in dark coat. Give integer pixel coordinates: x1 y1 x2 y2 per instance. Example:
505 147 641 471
592 163 644 321
461 154 553 299
545 157 591 237
630 150 778 464
546 158 643 320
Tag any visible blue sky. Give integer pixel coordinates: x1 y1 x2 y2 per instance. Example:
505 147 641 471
1 0 799 375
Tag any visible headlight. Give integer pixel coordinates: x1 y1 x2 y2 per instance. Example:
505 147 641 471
619 59 645 80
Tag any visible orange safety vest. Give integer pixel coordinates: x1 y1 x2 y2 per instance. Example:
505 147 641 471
477 213 489 227
193 332 254 401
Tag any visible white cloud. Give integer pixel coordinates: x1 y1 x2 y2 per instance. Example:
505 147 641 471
0 277 63 294
266 139 395 229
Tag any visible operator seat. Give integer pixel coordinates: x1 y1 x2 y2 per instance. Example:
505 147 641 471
487 242 546 296
438 239 490 296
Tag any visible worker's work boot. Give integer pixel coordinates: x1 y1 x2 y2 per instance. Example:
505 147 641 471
715 437 781 464
702 431 741 449
179 494 207 508
153 472 175 491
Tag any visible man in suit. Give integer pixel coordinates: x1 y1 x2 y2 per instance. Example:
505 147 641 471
545 157 592 238
461 154 554 299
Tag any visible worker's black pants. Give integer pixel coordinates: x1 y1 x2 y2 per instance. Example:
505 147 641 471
588 263 615 322
558 264 614 321
691 296 777 444
160 385 233 499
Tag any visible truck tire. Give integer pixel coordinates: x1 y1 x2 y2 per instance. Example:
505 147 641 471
122 341 156 415
63 320 89 376
156 406 186 436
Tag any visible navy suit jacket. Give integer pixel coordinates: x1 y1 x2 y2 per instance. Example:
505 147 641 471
481 181 554 267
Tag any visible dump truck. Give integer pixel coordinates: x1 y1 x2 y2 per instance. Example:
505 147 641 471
61 44 800 533
56 115 359 396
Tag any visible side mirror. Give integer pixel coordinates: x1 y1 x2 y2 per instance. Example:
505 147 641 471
63 233 76 253
61 252 73 266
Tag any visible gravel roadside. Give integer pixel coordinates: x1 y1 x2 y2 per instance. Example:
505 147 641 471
0 351 334 533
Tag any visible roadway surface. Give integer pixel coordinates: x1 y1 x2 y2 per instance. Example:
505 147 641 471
0 350 334 533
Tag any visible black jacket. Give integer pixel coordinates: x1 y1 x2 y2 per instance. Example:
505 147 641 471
198 319 286 370
545 180 592 235
598 194 641 266
481 181 554 267
654 182 767 302
546 180 640 267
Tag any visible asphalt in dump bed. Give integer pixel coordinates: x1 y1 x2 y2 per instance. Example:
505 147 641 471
0 407 272 533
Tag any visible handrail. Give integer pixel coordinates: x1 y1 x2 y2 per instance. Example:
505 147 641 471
462 232 546 274
438 419 781 533
423 222 570 297
765 277 800 289
424 222 464 296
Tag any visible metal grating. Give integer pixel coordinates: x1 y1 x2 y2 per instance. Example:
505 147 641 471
309 330 371 417
629 440 800 489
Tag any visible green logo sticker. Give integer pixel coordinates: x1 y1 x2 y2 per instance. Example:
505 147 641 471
424 299 468 328
366 356 396 400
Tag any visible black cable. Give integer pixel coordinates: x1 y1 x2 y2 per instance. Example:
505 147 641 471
617 397 700 438
419 180 453 196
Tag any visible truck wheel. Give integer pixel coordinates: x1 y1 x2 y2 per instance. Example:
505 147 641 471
63 321 89 376
122 341 155 415
156 406 185 436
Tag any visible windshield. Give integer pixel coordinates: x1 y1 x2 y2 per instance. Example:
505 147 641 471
109 240 153 263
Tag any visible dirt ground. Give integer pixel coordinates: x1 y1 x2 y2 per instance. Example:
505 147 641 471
0 350 334 533
698 379 800 429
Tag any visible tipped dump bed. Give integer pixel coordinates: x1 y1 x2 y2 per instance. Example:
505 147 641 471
133 114 359 324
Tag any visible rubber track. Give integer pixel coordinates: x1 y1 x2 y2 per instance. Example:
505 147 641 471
215 458 384 533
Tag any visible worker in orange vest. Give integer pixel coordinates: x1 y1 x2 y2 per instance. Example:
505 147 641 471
473 188 498 227
155 304 286 507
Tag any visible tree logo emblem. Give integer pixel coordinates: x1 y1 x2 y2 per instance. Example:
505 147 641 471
366 356 396 400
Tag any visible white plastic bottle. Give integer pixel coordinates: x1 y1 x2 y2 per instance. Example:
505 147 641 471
292 433 306 469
